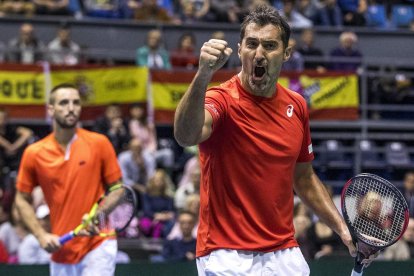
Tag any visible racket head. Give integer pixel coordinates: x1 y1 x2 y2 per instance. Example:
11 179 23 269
341 173 409 250
94 185 138 236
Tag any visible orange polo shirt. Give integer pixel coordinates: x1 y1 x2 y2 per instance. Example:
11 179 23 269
16 128 122 264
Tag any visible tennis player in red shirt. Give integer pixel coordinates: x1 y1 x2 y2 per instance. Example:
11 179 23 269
175 6 372 275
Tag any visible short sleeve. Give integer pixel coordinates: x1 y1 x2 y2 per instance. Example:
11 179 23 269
204 90 227 132
297 101 314 163
16 147 38 193
99 136 122 186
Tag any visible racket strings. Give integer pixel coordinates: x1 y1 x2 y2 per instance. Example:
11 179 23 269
345 177 406 247
97 188 136 232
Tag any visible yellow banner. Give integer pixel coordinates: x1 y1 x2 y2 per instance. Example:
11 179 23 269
0 71 45 104
301 75 359 109
51 67 148 105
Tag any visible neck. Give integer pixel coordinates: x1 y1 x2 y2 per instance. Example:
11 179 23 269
182 235 193 242
54 126 76 147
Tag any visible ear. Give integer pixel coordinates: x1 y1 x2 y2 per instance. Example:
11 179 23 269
237 43 241 58
47 104 54 118
283 46 292 62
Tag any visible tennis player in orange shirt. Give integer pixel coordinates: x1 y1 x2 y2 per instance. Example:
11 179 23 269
174 6 375 276
15 83 123 275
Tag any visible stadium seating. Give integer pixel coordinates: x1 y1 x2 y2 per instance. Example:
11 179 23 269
391 5 414 28
365 5 388 28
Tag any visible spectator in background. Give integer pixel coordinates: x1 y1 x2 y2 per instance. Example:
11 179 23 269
83 0 122 18
0 107 33 177
7 23 46 64
139 169 176 238
17 204 51 264
174 167 200 210
33 0 71 15
282 38 304 72
209 0 241 23
161 210 197 262
329 31 362 72
170 32 199 69
128 103 175 173
177 0 212 23
0 0 35 16
0 204 21 263
93 104 130 154
403 171 414 217
337 0 367 26
136 29 171 70
47 25 80 65
118 138 156 208
319 0 342 27
296 0 325 25
280 0 313 28
132 0 173 22
297 28 326 71
403 218 414 258
168 194 200 240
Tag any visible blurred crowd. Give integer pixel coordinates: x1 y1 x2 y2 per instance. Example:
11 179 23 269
0 21 368 74
0 0 413 29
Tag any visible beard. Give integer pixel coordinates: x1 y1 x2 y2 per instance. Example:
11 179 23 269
55 114 79 129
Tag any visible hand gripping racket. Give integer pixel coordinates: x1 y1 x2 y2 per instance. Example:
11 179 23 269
341 173 409 276
59 184 138 245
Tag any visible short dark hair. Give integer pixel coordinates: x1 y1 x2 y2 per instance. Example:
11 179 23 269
240 5 291 49
49 83 78 104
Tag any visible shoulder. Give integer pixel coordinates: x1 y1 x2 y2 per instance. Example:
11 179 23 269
24 135 52 156
278 83 308 114
206 75 239 100
78 128 111 145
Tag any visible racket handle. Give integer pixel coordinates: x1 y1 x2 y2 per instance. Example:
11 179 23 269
351 269 363 276
59 232 75 245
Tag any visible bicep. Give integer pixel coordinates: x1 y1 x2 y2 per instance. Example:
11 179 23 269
293 162 314 193
197 109 213 144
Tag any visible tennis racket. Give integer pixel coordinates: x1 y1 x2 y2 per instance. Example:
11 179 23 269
59 184 138 245
341 173 409 276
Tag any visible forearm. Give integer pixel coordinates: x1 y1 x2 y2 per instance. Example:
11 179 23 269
174 70 213 147
295 173 347 236
15 192 47 239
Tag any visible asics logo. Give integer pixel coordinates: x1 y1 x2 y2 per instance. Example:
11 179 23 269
287 104 294 117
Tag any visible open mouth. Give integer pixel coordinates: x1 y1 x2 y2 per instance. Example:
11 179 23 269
254 66 266 79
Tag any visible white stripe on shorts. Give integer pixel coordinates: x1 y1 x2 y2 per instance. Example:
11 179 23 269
196 247 310 276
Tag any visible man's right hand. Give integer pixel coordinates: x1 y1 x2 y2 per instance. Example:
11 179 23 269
199 39 233 74
38 232 61 253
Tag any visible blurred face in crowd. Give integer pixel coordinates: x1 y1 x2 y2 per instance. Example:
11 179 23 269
340 32 357 50
129 105 145 120
238 23 291 97
48 87 81 129
105 105 121 120
58 28 71 46
301 29 314 47
180 35 195 51
404 172 414 193
20 23 34 44
178 212 196 238
129 138 143 157
147 30 162 50
403 218 414 242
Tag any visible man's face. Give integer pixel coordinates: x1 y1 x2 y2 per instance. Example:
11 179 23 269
48 88 81 129
404 173 414 192
238 23 291 96
179 213 196 237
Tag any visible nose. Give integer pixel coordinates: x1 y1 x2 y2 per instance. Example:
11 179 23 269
254 45 265 64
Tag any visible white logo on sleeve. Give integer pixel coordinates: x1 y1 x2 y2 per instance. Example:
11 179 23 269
287 104 294 117
308 144 313 154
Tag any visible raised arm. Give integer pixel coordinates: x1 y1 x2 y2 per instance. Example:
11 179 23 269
293 162 356 257
174 39 232 147
15 190 60 252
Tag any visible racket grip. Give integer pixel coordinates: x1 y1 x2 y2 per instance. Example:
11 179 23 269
351 269 363 276
59 232 74 245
